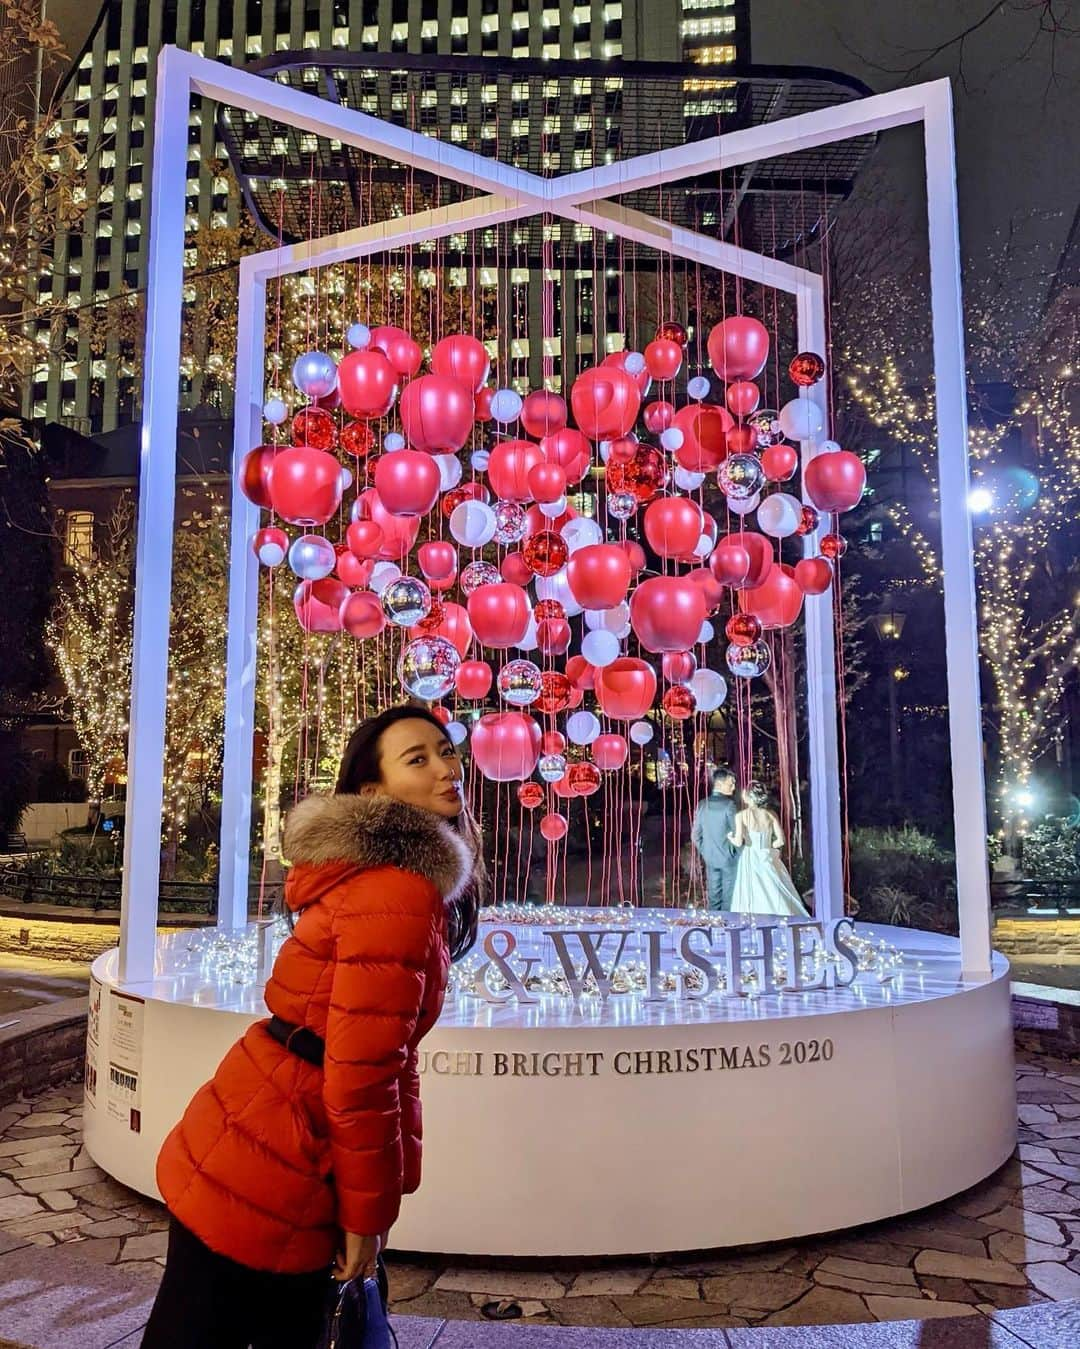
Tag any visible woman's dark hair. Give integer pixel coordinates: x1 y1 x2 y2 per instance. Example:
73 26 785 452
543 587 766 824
336 704 486 963
744 781 770 809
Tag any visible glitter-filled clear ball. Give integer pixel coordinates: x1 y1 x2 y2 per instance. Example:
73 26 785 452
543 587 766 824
398 636 460 701
497 658 543 707
748 408 783 448
381 576 432 627
718 453 765 501
494 500 528 545
538 752 568 783
607 491 638 521
725 639 772 679
459 560 502 595
287 533 336 580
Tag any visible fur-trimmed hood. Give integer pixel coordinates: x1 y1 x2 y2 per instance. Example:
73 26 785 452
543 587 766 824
282 792 473 906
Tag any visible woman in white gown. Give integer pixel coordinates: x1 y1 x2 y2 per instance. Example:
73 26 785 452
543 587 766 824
728 783 809 918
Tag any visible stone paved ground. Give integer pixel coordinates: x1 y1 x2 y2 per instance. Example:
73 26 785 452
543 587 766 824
3 1051 1080 1333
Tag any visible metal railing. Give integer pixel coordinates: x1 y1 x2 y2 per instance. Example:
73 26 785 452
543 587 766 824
991 877 1080 918
0 862 282 918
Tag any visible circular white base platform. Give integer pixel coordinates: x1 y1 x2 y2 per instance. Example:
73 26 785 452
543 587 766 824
83 917 1016 1257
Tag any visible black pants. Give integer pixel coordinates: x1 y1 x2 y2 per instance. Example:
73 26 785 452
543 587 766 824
141 1218 327 1349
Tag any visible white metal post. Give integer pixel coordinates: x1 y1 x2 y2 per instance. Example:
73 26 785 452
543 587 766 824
217 258 267 928
118 48 189 982
795 275 844 923
922 82 992 977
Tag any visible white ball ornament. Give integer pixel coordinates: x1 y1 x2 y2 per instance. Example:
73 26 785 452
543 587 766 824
697 619 715 645
539 495 567 518
291 350 338 400
561 516 603 553
694 532 713 560
369 561 402 594
598 441 612 465
673 465 705 491
756 491 803 538
338 466 354 492
470 449 491 472
263 396 288 425
660 427 685 453
687 375 711 400
490 388 523 424
566 710 601 746
449 499 497 547
446 720 468 746
434 454 463 492
581 628 620 667
346 322 371 350
584 602 630 633
287 533 336 581
778 397 825 442
534 566 584 617
629 720 654 746
817 439 841 454
690 668 728 713
624 351 647 376
383 432 406 453
515 614 539 653
727 490 760 517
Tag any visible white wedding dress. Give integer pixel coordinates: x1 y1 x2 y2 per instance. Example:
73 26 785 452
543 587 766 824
730 829 809 918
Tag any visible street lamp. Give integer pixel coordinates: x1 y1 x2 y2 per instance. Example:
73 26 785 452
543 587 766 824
871 605 908 809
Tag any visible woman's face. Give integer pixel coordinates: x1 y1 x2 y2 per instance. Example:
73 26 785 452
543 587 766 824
370 718 464 818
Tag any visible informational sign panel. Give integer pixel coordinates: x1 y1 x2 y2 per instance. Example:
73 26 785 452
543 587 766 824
106 990 145 1133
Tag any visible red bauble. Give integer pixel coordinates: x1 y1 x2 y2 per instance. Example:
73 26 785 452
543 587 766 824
337 349 398 420
431 334 490 394
399 373 474 454
569 762 602 796
616 539 648 575
761 442 798 482
521 530 569 577
723 425 758 455
662 685 696 720
291 406 337 450
725 612 762 645
466 583 531 648
369 325 423 378
517 782 544 810
644 338 683 381
534 599 565 622
804 451 865 514
565 654 596 690
520 389 568 439
789 351 826 387
687 566 726 613
536 671 573 715
455 659 493 700
594 657 657 720
540 427 592 484
540 812 568 842
417 540 458 582
606 434 639 466
566 543 633 609
794 557 834 595
662 650 697 684
592 733 629 771
537 620 571 655
570 365 641 441
474 386 495 423
441 483 488 519
602 350 652 397
339 589 385 639
656 321 689 347
373 449 441 517
411 600 473 657
294 578 348 633
239 445 276 508
797 505 820 536
820 532 848 560
501 551 535 586
252 525 288 567
739 563 804 630
643 400 675 434
487 438 546 502
711 531 773 590
525 501 577 536
268 445 342 525
335 551 373 588
340 421 375 457
527 461 567 504
630 576 707 653
707 315 770 381
346 519 384 559
541 730 567 756
643 496 705 559
671 404 733 472
354 487 421 561
471 711 541 782
725 381 760 418
606 445 667 504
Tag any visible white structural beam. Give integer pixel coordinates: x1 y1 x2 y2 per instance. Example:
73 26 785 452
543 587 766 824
124 48 990 983
922 81 992 977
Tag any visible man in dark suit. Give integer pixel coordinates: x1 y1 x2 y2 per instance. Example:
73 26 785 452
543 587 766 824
691 767 739 911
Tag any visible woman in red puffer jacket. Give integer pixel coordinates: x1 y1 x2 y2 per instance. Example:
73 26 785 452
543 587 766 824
142 705 485 1349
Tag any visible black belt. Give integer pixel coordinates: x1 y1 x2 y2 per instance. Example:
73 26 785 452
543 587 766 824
266 1015 325 1067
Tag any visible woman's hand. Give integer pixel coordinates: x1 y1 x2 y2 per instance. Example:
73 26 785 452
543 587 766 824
333 1230 380 1282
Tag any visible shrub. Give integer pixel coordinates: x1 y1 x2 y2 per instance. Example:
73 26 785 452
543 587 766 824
846 826 957 933
1022 818 1080 881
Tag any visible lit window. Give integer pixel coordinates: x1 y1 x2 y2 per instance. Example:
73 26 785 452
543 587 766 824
682 17 737 37
693 45 737 63
64 512 94 568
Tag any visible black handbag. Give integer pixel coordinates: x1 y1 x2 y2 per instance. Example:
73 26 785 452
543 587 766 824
318 1258 396 1349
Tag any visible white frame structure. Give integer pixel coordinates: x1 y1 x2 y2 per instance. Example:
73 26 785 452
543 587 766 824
120 46 991 982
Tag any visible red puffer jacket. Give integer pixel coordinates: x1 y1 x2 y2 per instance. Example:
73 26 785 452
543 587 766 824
157 793 470 1273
